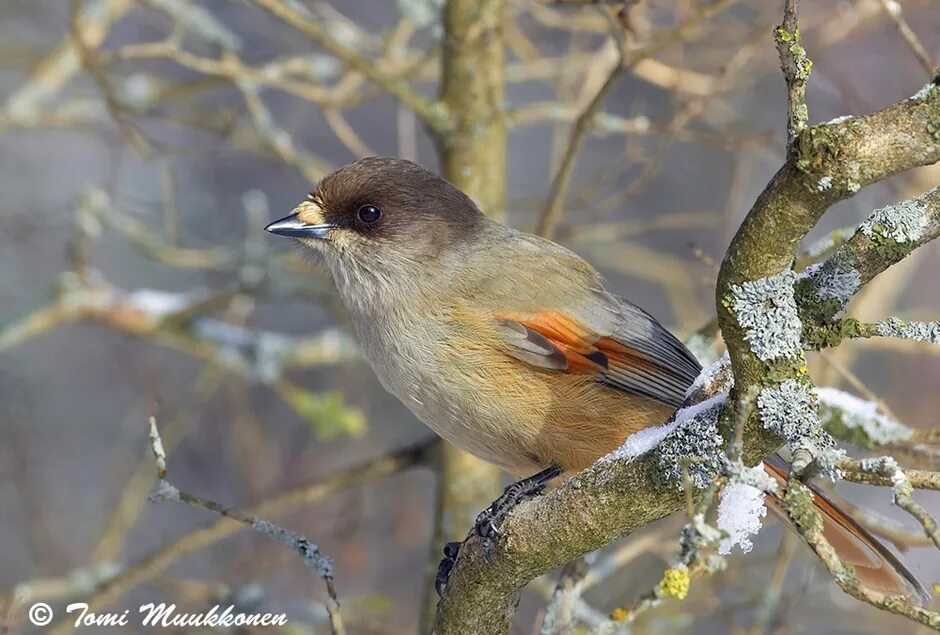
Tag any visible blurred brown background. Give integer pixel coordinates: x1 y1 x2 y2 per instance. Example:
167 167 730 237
1 1 939 633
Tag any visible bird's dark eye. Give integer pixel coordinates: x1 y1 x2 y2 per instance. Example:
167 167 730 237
357 204 382 223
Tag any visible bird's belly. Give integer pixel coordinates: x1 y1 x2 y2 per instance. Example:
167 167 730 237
355 319 543 473
357 317 673 477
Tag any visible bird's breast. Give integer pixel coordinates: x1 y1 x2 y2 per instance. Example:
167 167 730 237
353 305 671 477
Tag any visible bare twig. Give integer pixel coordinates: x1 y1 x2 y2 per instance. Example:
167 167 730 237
774 0 811 145
779 480 940 629
878 0 935 75
44 438 436 635
246 0 448 131
536 0 743 238
146 417 346 634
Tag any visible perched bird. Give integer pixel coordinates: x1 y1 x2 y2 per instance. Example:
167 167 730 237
266 156 925 600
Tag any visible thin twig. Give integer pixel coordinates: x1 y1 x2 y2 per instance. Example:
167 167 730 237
536 0 743 238
774 0 811 145
146 417 346 634
246 0 448 131
43 438 435 635
878 0 935 75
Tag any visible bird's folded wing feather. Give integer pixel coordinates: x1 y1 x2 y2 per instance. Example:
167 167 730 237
494 290 701 407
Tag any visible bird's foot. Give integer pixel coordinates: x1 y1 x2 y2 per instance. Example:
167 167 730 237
435 541 461 598
435 464 563 598
473 464 563 560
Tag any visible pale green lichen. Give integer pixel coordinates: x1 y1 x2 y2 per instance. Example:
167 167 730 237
859 456 912 500
782 480 823 534
860 198 930 243
802 256 861 310
656 397 726 488
875 317 940 344
731 270 803 361
677 513 723 563
757 380 842 478
774 27 813 81
911 81 937 102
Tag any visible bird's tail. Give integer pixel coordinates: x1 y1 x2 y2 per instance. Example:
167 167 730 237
763 457 929 603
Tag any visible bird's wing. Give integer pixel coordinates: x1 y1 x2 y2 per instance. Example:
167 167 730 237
494 289 701 407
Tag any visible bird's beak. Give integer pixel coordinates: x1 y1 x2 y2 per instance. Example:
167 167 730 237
264 213 337 240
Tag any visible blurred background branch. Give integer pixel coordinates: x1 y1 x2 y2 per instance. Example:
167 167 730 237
1 0 939 634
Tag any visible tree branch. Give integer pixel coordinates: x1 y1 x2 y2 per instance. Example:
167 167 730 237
246 0 449 132
145 417 345 635
774 0 811 144
43 438 436 635
801 185 940 328
434 5 940 632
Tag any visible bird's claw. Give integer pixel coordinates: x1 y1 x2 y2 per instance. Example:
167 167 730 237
472 464 562 545
435 541 461 598
435 465 563 598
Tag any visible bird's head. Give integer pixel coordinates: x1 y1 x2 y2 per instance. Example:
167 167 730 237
265 157 486 308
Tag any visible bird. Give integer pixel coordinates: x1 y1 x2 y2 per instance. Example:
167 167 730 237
265 156 925 601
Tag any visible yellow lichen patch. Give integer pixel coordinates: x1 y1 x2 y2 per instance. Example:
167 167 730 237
657 565 690 600
609 607 631 622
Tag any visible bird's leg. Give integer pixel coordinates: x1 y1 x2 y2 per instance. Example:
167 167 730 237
434 464 562 598
474 464 563 553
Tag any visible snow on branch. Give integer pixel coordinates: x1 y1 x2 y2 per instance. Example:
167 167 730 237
817 387 914 448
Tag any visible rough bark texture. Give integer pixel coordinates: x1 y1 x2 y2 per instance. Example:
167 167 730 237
422 0 509 630
432 61 940 635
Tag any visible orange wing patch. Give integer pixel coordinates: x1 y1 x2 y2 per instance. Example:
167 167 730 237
502 311 608 374
495 311 695 407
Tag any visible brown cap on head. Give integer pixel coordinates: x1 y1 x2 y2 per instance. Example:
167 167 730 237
266 157 485 254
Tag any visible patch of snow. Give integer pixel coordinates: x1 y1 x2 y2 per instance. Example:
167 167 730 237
126 289 191 319
717 482 767 555
817 386 913 445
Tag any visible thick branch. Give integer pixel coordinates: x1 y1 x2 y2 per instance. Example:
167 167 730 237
436 18 940 635
434 452 686 633
803 185 940 321
718 79 940 391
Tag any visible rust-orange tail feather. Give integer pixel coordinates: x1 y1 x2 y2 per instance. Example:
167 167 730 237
763 457 929 603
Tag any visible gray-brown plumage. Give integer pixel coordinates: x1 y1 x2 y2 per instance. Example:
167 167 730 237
266 157 925 601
